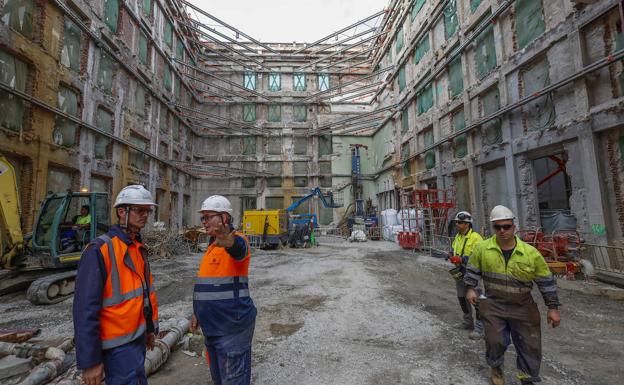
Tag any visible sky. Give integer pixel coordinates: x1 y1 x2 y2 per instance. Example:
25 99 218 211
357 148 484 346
188 0 389 43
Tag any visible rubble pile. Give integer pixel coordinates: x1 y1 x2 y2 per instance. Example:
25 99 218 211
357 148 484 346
142 230 193 260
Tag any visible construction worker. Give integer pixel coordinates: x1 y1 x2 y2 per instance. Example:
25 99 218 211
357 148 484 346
73 185 159 385
464 205 561 385
448 211 483 339
191 195 256 385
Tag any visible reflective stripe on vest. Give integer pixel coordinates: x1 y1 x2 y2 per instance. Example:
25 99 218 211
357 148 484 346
98 234 155 349
194 232 251 302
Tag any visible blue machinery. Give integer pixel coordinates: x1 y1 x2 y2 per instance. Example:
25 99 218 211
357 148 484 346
350 144 367 218
285 187 342 229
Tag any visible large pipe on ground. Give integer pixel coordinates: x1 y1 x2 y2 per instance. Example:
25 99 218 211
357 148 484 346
17 338 74 385
144 318 190 376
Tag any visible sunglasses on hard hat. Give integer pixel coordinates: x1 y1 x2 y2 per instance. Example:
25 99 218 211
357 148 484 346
493 224 513 231
456 213 471 221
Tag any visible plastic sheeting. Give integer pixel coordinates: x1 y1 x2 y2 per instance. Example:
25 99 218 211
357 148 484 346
318 135 332 156
318 73 330 91
54 87 78 147
453 109 467 158
398 65 406 92
470 0 482 13
444 0 458 39
523 58 555 131
293 73 306 91
411 0 426 20
413 35 430 64
396 26 404 54
61 19 81 70
2 0 34 38
449 56 463 97
268 104 281 122
482 87 502 145
515 0 545 50
268 73 281 91
475 25 497 79
401 108 409 133
94 108 113 159
381 209 398 227
293 104 307 122
540 210 577 234
244 71 256 90
417 83 433 115
104 0 119 33
0 49 27 132
243 103 256 122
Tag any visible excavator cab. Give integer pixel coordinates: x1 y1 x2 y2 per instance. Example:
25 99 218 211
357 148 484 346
31 192 110 269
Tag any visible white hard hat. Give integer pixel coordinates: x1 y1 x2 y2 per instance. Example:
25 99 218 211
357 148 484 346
114 185 157 207
199 195 233 214
454 211 473 223
490 205 515 222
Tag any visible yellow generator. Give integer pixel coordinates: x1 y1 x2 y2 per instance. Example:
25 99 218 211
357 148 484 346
242 210 288 249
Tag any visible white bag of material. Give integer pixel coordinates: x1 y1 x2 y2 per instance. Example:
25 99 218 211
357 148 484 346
382 226 390 241
391 225 404 242
381 209 398 227
348 230 367 242
397 209 418 231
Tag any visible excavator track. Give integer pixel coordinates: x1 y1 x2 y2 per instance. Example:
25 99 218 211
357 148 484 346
26 270 77 305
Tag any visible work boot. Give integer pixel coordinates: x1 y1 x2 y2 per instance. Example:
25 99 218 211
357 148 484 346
517 373 536 385
490 366 504 385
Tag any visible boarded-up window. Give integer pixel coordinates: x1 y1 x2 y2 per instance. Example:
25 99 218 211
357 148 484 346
402 141 410 177
293 104 307 122
522 58 554 131
413 34 430 64
444 0 458 39
176 40 184 61
138 32 148 65
0 49 27 132
242 136 256 155
448 56 463 97
2 0 34 38
417 83 433 115
97 51 114 94
172 118 180 141
164 19 173 48
242 163 256 188
411 0 425 21
268 72 281 91
293 161 307 175
163 66 172 92
243 104 256 122
401 108 409 133
268 104 281 122
265 197 283 209
452 109 467 158
293 73 306 91
398 65 406 92
266 178 282 188
475 25 497 79
159 105 168 133
47 167 75 194
104 0 118 33
91 176 110 194
54 86 79 147
135 85 146 118
241 196 256 211
243 71 256 90
395 26 404 53
318 135 332 156
61 19 81 71
95 108 113 159
424 129 435 169
141 0 151 18
515 0 545 50
481 87 502 145
470 0 481 13
293 133 307 155
129 134 149 171
319 161 331 187
318 73 330 91
267 134 282 154
294 177 308 187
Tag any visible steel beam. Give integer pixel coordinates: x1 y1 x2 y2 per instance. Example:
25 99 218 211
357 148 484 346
298 66 394 103
291 10 386 54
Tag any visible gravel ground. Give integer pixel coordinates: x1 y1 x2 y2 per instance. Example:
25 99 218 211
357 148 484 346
1 240 623 385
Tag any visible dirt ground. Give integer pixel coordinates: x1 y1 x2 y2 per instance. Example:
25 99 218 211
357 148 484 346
1 240 623 385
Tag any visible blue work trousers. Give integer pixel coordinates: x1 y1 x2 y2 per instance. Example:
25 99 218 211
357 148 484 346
204 321 255 385
102 335 148 385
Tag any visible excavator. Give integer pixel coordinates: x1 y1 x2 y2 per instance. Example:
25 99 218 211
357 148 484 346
0 155 110 304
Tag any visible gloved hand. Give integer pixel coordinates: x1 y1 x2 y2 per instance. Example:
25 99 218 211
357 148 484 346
449 255 462 265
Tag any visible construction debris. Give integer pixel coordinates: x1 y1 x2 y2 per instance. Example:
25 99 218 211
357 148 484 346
142 230 194 260
0 330 41 344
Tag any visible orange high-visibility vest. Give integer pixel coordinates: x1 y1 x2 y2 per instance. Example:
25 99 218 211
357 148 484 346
97 234 158 349
195 232 251 300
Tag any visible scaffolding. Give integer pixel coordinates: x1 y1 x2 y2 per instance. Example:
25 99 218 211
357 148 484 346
399 189 454 253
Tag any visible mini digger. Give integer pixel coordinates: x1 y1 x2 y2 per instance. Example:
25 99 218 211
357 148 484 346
0 155 110 304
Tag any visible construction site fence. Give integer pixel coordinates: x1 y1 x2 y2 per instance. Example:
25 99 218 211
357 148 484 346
580 243 624 276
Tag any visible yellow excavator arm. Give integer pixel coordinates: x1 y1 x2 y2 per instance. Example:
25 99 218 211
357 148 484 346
0 155 23 268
